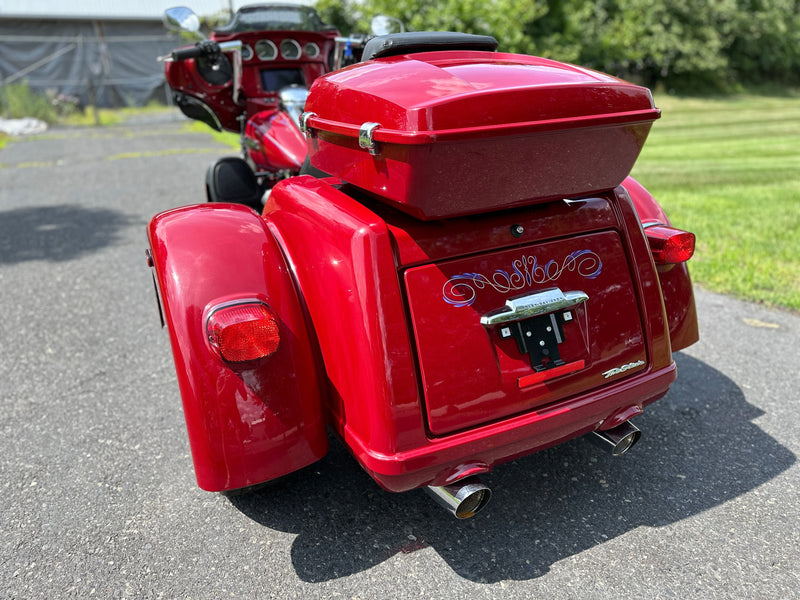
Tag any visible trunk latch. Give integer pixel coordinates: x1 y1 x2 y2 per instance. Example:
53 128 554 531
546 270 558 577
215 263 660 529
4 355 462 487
359 122 381 155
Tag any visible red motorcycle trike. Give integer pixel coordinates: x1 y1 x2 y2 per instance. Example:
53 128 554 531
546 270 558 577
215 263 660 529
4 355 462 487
161 4 399 209
149 13 698 518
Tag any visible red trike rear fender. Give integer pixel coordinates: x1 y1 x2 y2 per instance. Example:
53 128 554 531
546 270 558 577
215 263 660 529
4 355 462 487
623 177 699 351
147 204 327 491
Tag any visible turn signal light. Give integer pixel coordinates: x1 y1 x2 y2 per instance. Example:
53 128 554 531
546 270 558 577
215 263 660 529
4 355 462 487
206 302 280 362
645 225 696 264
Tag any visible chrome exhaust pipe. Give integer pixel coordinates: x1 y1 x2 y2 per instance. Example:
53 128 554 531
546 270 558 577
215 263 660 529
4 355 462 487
425 477 492 519
590 420 641 456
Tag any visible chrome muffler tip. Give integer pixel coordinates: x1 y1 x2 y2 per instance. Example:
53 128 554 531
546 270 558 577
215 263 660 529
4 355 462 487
425 477 492 519
590 420 642 456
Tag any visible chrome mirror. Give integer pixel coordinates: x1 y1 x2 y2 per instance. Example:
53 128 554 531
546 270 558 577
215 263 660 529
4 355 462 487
164 7 201 35
370 15 405 36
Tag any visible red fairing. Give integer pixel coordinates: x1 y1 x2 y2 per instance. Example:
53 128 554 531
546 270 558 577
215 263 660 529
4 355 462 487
164 57 243 132
245 109 307 172
266 177 678 492
623 177 699 352
165 29 337 133
147 204 327 491
210 29 336 102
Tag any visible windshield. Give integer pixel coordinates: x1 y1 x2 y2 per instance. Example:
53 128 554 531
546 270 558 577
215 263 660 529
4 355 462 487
217 5 330 33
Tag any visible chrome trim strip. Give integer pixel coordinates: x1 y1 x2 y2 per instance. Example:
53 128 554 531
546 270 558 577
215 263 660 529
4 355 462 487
642 221 667 229
480 288 588 326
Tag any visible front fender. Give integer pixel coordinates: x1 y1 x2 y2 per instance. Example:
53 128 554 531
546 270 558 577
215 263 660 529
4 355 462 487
147 204 327 491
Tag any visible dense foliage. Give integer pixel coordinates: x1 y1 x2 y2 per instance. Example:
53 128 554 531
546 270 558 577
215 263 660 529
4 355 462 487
316 0 800 91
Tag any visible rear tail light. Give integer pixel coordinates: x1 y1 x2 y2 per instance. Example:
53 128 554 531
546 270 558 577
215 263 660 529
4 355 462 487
644 224 696 264
206 302 280 362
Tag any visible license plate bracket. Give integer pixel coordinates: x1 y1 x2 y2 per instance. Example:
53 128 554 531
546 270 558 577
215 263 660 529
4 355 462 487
499 311 572 373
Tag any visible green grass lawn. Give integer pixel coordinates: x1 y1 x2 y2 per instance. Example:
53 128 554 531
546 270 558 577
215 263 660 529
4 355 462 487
631 94 800 312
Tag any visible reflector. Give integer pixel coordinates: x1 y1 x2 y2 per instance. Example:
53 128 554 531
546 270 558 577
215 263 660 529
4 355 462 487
645 225 696 264
206 302 280 362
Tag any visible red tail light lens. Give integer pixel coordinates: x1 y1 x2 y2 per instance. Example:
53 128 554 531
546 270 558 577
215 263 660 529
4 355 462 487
206 302 280 362
645 225 696 264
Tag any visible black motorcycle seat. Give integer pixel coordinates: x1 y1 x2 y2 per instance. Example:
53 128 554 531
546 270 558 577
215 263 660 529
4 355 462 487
361 31 498 62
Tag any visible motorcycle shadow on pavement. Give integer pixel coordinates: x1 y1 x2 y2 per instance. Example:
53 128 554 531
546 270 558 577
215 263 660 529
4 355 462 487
229 352 795 583
0 204 139 264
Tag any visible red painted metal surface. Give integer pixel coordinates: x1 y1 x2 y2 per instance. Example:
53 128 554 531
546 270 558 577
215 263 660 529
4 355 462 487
404 230 646 435
622 177 699 352
264 178 426 464
165 29 336 134
210 29 335 102
164 57 243 132
245 109 307 171
150 45 699 499
147 204 328 491
263 177 678 492
304 51 660 219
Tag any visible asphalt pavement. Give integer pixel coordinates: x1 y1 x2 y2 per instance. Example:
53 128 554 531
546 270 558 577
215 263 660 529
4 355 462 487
1 116 798 599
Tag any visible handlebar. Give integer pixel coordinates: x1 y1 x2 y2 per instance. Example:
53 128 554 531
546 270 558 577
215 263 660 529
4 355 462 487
172 40 219 61
164 39 243 104
170 40 242 62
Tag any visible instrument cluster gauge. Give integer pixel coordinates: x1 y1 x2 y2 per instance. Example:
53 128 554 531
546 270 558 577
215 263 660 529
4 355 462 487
255 39 278 60
304 42 320 58
280 39 302 60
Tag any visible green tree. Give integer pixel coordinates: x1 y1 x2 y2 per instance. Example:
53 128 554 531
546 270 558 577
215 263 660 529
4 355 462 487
521 0 586 63
572 0 737 89
315 0 800 90
726 0 800 84
316 0 546 54
315 0 361 35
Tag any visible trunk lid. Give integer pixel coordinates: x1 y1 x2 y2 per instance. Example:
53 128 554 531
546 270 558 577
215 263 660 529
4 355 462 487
389 192 648 436
303 52 659 220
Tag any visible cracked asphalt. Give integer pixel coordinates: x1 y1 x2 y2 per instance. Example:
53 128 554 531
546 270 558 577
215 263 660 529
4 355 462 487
1 116 798 599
